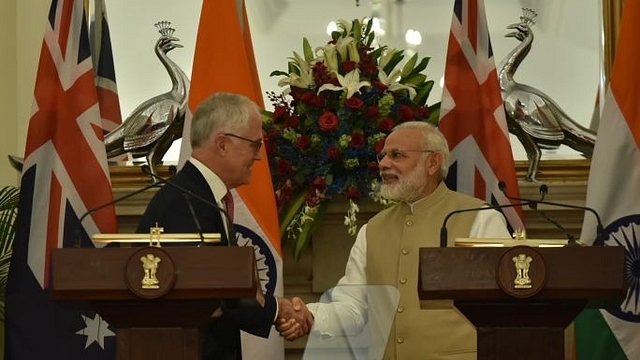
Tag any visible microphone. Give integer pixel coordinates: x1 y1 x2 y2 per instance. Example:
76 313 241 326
140 165 234 246
498 181 604 246
528 183 578 245
440 200 529 248
76 175 162 247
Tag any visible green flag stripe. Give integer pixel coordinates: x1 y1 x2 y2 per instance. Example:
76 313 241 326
575 309 627 360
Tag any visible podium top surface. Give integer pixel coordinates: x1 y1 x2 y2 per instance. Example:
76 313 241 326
52 246 257 301
418 246 626 302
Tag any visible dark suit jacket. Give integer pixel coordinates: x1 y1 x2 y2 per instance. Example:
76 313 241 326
137 161 276 360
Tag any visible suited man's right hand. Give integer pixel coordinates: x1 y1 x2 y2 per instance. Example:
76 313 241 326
276 297 313 340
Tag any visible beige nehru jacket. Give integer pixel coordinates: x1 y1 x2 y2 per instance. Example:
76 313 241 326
367 182 485 360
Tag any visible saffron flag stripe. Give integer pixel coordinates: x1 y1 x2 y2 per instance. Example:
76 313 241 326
439 0 524 231
576 0 640 359
5 0 118 358
181 1 284 359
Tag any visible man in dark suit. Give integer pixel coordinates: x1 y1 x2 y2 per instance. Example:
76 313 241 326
137 92 309 360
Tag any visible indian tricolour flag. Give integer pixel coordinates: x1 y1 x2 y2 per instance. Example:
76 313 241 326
177 0 284 359
575 0 640 359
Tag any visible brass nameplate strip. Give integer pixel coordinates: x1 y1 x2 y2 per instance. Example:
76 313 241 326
455 238 568 247
93 233 221 244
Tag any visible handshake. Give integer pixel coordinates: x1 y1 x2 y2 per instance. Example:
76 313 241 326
276 297 314 340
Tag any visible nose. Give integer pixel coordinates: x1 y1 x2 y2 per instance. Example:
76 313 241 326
377 155 390 170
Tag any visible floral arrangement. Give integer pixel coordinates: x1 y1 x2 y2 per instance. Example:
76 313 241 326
263 18 439 259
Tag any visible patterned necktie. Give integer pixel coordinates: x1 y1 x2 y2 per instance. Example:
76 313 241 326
222 192 235 244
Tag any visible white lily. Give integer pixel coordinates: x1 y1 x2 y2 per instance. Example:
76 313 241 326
378 68 417 99
319 44 339 73
318 69 371 99
336 19 353 35
335 36 358 62
277 52 315 89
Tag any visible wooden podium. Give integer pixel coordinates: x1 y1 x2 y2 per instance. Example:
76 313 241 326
51 246 259 360
418 246 626 360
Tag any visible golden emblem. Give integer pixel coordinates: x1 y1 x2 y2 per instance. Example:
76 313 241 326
149 223 164 247
512 253 533 289
140 253 161 289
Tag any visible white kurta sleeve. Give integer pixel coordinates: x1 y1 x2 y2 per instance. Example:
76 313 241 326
469 207 513 239
306 224 369 336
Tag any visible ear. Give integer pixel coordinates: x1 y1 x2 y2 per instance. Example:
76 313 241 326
212 133 228 155
425 152 442 176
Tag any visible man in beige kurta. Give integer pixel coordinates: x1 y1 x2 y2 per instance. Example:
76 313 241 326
277 121 511 359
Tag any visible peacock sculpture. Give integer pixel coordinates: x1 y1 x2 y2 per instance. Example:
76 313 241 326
104 21 190 178
498 8 596 181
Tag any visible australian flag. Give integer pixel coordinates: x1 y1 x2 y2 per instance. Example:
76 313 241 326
5 0 119 358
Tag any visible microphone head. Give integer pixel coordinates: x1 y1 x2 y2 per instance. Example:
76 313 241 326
539 184 549 195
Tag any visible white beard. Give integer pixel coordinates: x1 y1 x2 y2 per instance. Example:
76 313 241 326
380 161 427 202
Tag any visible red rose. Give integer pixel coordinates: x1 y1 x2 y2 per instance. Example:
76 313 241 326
272 104 288 122
374 138 386 153
311 177 326 191
398 105 414 121
310 94 326 108
359 57 377 75
318 111 339 131
296 135 311 150
365 106 380 119
276 159 293 176
378 117 395 132
284 114 300 129
350 131 365 148
342 61 357 73
312 62 331 85
264 138 276 156
414 106 431 119
327 145 339 159
345 96 364 110
371 80 388 92
266 128 281 140
290 87 307 101
346 186 361 200
301 92 325 108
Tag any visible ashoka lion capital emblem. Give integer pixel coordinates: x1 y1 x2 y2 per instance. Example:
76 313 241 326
512 253 533 289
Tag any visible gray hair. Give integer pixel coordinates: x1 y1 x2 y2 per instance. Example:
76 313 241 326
391 121 450 180
190 92 260 149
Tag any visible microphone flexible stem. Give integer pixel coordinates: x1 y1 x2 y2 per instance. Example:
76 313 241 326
182 192 206 246
79 181 161 225
142 166 234 245
440 201 530 248
500 186 604 244
535 208 577 244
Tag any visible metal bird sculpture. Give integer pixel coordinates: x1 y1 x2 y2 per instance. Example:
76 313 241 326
498 8 596 181
104 21 190 178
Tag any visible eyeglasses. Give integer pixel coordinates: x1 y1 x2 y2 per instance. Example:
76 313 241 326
376 149 434 162
224 133 263 154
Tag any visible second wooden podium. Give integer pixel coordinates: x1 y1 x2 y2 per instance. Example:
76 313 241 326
418 246 626 360
52 246 259 360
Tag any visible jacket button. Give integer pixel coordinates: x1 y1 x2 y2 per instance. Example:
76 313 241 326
399 278 407 284
397 337 404 344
